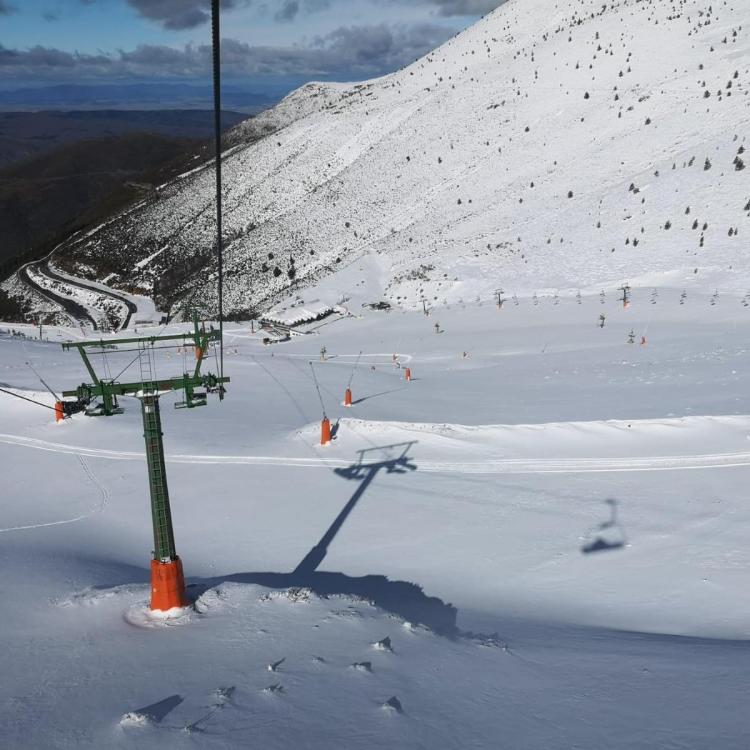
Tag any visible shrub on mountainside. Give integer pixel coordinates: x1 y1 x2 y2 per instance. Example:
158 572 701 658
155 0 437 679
0 288 23 320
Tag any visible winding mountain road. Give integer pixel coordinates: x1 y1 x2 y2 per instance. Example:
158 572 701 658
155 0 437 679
40 260 136 330
17 262 99 330
16 253 137 331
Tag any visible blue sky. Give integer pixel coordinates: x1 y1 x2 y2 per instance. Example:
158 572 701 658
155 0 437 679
0 1 503 96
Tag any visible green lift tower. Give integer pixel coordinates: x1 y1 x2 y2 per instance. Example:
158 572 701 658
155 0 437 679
60 315 229 611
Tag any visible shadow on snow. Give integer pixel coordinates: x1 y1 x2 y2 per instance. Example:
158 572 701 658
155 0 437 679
581 498 627 554
194 442 466 639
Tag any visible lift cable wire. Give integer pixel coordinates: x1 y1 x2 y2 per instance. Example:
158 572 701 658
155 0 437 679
100 347 112 381
309 361 327 418
111 350 143 383
150 340 158 387
25 360 61 401
213 336 220 375
0 386 59 413
211 0 225 400
347 350 363 389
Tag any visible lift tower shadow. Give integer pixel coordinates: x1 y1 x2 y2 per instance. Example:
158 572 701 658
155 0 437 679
294 442 418 575
210 442 463 637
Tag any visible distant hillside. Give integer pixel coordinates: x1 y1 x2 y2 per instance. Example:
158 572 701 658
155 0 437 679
0 83 276 114
0 132 210 269
0 110 248 170
5 0 750 318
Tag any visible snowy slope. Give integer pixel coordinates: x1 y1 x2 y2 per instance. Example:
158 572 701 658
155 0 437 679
2 2 750 746
2 289 750 747
9 0 748 318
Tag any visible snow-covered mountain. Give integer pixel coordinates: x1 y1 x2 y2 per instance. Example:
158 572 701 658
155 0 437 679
19 0 750 317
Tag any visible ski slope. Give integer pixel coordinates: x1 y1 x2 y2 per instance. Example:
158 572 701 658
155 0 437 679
5 412 750 473
2 0 750 745
2 285 750 748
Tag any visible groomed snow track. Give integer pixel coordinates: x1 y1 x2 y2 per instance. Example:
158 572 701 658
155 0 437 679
3 433 750 475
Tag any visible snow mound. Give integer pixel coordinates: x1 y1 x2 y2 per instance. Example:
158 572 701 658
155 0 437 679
58 583 144 609
119 711 151 728
382 696 404 714
259 586 319 604
124 602 193 628
350 661 373 673
295 413 750 472
192 583 234 614
372 636 393 652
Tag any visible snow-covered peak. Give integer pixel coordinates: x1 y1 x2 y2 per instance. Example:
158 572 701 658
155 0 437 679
44 0 750 316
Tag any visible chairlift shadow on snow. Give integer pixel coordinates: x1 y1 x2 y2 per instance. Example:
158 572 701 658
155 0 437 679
198 442 463 638
293 442 418 576
581 498 627 554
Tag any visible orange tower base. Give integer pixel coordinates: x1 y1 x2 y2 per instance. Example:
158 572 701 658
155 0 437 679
150 557 187 611
321 417 331 445
54 401 64 423
344 388 352 407
405 368 412 382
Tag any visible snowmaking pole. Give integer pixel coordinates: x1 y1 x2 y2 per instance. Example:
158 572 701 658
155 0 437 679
212 0 225 401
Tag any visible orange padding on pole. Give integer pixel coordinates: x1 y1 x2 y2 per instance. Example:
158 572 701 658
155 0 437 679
150 557 187 611
195 346 203 361
405 367 412 382
54 401 64 423
321 417 331 445
344 388 352 407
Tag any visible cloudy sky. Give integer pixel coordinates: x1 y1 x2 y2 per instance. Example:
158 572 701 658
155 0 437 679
0 0 503 95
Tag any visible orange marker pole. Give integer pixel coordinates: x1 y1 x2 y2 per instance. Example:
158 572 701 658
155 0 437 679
405 367 412 382
344 388 352 407
321 417 331 445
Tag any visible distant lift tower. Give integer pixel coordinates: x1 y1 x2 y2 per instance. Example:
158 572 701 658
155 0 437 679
61 316 229 611
620 284 631 309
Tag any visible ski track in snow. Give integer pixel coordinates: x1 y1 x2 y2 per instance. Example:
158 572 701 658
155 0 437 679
2 432 750 475
0 454 110 533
